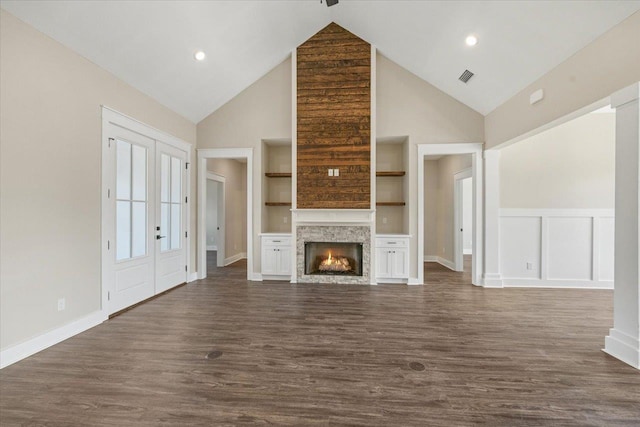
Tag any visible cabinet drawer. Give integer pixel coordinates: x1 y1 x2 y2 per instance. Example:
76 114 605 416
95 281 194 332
262 236 291 246
375 237 408 248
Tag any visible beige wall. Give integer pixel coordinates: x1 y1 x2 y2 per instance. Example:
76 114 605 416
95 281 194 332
0 10 196 351
207 159 247 260
500 112 615 209
423 155 472 264
485 11 640 149
377 54 484 278
197 58 292 274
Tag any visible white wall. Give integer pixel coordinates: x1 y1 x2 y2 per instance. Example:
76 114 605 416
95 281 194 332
197 58 292 274
500 112 615 209
206 181 218 249
0 10 196 352
485 11 640 148
500 209 614 288
498 111 616 288
377 54 484 279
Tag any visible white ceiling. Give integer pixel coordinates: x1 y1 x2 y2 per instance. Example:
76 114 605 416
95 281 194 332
2 1 639 123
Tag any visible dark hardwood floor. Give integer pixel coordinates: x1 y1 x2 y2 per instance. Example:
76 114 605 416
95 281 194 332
1 253 638 426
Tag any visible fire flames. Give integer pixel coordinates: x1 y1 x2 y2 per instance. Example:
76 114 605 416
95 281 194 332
318 252 351 272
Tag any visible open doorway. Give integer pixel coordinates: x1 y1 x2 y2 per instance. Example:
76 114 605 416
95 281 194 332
454 170 473 272
206 172 225 271
197 148 253 281
417 143 483 286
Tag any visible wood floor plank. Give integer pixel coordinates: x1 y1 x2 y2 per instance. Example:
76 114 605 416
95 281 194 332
1 255 638 426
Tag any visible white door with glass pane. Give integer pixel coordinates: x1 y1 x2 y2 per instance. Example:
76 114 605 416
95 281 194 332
108 125 156 314
105 124 188 314
155 142 187 293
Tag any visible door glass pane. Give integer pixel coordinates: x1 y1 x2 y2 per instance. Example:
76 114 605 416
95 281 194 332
131 144 146 201
116 201 131 260
131 201 146 257
170 204 181 250
116 140 131 200
161 154 170 203
161 203 170 251
171 157 181 203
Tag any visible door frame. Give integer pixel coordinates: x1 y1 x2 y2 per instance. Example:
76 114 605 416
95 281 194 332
454 168 472 272
101 106 192 316
206 172 226 268
197 148 254 281
417 143 483 286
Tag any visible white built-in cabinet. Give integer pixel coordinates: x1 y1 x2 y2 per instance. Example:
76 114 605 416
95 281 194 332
261 234 292 279
375 235 410 281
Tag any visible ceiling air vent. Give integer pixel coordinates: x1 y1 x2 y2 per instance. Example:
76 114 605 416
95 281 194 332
459 69 474 83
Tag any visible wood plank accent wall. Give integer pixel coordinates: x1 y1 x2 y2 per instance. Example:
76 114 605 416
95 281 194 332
297 23 371 209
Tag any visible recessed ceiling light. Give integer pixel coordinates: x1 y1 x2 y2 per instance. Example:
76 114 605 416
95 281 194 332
465 35 478 46
194 51 206 61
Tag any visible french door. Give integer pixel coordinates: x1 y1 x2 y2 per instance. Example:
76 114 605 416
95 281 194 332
104 122 187 314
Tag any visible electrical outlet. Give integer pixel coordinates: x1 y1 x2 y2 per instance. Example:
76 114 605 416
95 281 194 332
442 247 446 254
526 262 533 270
382 217 387 224
283 216 288 224
57 298 66 311
328 169 334 177
334 168 339 176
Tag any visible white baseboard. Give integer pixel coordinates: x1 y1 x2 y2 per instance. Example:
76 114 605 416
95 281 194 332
463 249 472 255
423 255 456 271
224 252 247 266
483 273 504 288
206 245 218 251
261 274 291 281
188 272 198 283
501 278 613 289
407 278 422 285
376 278 409 284
1 310 106 369
604 328 639 369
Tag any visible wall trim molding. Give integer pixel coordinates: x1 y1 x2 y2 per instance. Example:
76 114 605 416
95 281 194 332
604 328 640 369
224 252 247 266
483 273 504 288
500 208 614 218
424 256 456 271
502 279 613 289
1 311 106 369
188 272 198 283
206 245 218 251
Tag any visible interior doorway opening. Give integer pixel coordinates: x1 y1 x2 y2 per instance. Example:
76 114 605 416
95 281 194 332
197 148 254 281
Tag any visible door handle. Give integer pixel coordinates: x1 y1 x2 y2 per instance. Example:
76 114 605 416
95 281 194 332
156 235 166 240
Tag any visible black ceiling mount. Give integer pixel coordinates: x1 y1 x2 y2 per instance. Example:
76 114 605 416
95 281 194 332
322 0 339 7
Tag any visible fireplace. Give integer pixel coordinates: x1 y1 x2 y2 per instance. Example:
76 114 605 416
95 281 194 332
295 224 371 284
305 242 363 276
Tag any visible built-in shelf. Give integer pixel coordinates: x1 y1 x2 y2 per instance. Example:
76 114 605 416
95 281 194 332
265 172 292 178
265 202 292 207
376 171 405 177
376 202 406 206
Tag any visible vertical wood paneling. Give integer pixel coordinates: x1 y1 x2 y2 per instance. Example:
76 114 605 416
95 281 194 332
296 23 371 209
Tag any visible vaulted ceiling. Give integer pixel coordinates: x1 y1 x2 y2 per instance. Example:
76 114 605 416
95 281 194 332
2 1 639 123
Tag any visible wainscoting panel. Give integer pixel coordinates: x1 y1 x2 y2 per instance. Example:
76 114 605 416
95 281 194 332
500 216 541 279
547 217 593 281
500 209 614 288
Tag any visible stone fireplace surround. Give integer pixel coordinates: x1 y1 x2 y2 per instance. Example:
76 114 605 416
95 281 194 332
296 224 371 284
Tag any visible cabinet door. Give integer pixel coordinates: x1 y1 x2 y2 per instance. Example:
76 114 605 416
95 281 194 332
392 247 409 278
376 248 392 278
277 247 291 275
262 246 277 275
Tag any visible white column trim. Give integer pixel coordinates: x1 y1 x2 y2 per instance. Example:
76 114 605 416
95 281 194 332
483 149 502 287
